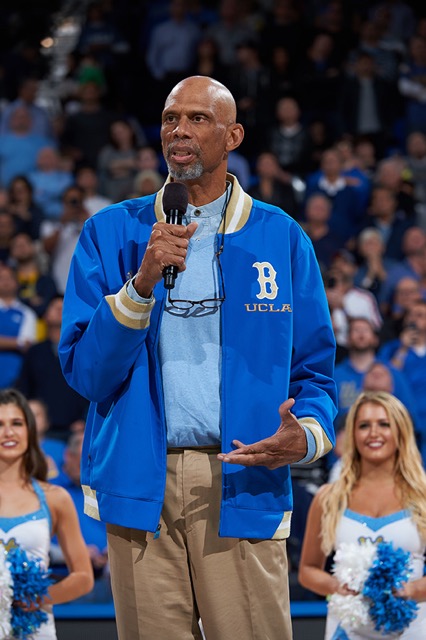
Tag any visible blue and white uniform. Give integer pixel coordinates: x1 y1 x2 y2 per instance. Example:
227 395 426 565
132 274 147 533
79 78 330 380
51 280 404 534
326 509 426 639
0 480 56 639
0 298 37 387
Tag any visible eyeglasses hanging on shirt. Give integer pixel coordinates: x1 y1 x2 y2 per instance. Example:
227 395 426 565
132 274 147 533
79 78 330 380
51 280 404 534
167 183 230 313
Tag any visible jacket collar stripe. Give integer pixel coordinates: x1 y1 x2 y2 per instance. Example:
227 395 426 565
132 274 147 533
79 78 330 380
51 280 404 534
154 173 253 234
223 174 252 234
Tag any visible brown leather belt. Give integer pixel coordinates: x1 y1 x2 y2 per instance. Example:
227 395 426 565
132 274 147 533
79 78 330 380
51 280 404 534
167 446 221 454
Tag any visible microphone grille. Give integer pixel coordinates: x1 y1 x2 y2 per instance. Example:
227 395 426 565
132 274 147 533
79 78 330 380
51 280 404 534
163 182 188 213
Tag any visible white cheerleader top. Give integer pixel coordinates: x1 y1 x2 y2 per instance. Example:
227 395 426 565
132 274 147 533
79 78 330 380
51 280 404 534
0 479 56 640
325 508 426 640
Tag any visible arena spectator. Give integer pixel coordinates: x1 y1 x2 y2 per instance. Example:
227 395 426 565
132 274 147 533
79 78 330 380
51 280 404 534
75 165 112 216
369 0 416 45
305 119 334 174
395 226 426 289
135 145 163 175
334 137 372 209
363 360 393 392
334 316 416 424
398 35 426 135
226 150 252 192
368 3 408 59
60 81 116 169
0 190 8 211
302 193 342 272
54 51 82 113
362 361 418 428
325 250 383 346
9 232 57 335
380 275 423 343
0 106 54 188
404 130 426 205
7 175 44 240
363 185 414 261
29 147 74 220
267 96 311 178
248 151 299 219
354 137 378 179
227 39 271 159
374 155 417 218
334 317 380 419
1 40 49 102
312 0 356 65
379 299 426 462
41 186 89 294
0 210 16 264
29 397 66 481
97 118 139 202
363 360 419 439
267 44 297 107
146 0 201 83
337 51 397 158
294 32 342 133
15 296 89 439
260 0 306 67
0 263 37 388
354 226 403 311
205 0 257 69
131 170 164 198
350 19 401 82
0 76 54 138
74 1 129 73
304 148 365 244
189 36 229 87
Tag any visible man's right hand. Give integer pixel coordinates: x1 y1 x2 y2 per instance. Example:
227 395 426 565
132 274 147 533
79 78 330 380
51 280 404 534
133 221 198 298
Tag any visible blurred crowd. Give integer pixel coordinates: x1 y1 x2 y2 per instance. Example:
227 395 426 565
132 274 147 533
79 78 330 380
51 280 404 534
1 0 426 601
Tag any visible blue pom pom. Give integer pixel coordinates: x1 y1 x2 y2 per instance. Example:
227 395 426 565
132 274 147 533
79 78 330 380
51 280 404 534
362 541 419 634
7 544 53 638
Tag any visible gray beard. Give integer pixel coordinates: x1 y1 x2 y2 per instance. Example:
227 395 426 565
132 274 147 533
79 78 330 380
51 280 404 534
166 160 204 181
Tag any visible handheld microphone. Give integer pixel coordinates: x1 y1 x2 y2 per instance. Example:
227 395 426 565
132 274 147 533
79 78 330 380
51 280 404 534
162 182 189 290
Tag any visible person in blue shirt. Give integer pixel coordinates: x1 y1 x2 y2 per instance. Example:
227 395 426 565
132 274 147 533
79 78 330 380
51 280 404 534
334 316 418 425
304 147 365 244
28 398 65 481
379 299 426 463
59 75 337 640
28 147 74 220
0 263 37 388
0 106 54 189
0 77 54 139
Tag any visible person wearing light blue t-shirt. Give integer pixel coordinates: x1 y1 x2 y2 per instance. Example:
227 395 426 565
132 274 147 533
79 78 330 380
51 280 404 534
0 105 55 189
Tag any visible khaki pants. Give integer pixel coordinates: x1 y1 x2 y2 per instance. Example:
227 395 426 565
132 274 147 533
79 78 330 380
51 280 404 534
107 450 292 640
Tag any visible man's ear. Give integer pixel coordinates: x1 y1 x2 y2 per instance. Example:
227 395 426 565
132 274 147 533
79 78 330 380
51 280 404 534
226 123 244 153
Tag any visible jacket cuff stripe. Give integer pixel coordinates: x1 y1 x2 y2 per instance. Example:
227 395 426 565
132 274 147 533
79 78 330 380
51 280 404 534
83 484 100 520
272 510 292 539
299 417 333 462
106 283 154 329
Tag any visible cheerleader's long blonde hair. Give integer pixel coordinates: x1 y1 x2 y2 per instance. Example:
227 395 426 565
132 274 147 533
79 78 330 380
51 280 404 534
320 391 426 556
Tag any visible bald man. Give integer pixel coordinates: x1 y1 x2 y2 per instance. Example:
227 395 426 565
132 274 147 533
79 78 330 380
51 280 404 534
59 76 337 639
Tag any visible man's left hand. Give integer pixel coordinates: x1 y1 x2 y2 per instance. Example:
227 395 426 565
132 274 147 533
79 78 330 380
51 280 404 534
217 399 307 469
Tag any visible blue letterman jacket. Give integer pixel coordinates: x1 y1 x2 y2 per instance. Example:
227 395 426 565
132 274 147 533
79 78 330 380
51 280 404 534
59 174 337 539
